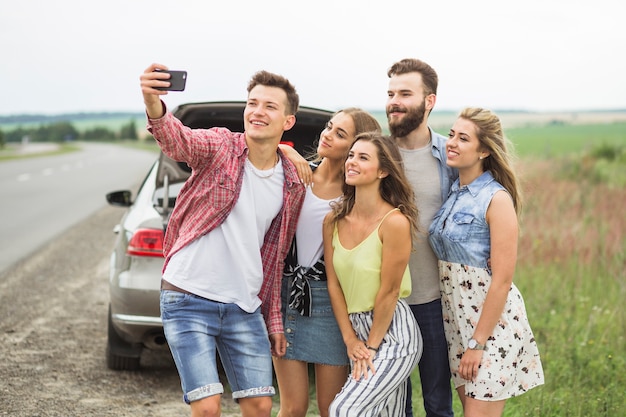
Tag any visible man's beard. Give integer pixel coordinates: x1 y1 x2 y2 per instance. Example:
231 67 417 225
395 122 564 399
387 102 427 138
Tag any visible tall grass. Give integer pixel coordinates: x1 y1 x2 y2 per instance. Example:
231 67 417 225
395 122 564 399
504 160 625 416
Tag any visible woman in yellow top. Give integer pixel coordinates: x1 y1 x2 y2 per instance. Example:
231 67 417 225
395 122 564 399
323 132 422 416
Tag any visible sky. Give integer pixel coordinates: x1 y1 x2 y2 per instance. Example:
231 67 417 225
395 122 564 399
2 0 625 116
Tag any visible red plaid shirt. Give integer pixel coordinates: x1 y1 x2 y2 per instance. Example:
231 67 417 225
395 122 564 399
148 111 305 335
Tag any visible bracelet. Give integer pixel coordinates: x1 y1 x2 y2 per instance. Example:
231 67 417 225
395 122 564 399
365 344 379 352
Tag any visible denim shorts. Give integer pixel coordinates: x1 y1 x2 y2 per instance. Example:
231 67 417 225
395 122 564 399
280 278 349 366
160 290 275 404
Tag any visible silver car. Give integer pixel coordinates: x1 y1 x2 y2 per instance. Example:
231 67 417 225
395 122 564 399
105 101 333 370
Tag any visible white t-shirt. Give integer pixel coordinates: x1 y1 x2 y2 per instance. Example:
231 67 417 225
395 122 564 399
163 157 284 312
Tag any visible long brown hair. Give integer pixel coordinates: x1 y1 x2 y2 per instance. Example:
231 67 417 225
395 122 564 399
330 132 419 240
309 107 382 162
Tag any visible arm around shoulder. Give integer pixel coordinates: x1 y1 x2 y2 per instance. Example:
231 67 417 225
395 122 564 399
279 144 312 186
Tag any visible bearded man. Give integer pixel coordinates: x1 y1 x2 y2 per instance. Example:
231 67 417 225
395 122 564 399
386 58 457 417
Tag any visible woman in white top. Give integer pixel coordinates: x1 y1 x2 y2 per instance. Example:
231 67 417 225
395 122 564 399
275 108 381 417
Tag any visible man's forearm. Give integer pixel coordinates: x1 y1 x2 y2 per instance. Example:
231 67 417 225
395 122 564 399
146 99 165 119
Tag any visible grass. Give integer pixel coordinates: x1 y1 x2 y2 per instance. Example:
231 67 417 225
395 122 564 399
508 121 626 157
508 158 625 416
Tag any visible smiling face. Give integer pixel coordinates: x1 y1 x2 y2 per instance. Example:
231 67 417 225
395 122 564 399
446 117 489 172
344 139 385 186
243 84 295 144
317 111 357 161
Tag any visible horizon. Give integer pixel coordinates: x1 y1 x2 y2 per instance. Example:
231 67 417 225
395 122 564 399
3 107 626 120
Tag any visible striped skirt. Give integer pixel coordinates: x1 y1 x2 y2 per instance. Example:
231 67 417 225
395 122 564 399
329 299 422 417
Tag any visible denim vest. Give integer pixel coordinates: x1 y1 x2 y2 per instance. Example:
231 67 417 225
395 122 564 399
428 171 505 270
430 129 458 202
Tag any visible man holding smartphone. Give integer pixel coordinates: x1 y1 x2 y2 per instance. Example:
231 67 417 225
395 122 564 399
140 64 305 417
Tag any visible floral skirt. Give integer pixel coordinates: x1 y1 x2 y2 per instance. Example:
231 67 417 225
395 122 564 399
439 260 545 400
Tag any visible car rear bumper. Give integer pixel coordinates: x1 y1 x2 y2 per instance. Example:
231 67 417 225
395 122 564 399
109 283 163 346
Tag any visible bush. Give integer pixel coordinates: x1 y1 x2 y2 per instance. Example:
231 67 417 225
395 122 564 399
82 126 117 140
557 143 625 187
591 142 624 161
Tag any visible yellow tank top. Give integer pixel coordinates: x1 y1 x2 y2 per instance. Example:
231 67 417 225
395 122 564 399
332 208 412 313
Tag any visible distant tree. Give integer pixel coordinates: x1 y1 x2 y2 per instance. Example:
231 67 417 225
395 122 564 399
82 126 116 141
5 126 28 143
0 129 5 148
119 119 139 140
34 121 79 142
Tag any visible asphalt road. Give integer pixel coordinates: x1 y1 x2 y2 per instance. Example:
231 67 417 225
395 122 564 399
0 203 210 416
0 143 157 273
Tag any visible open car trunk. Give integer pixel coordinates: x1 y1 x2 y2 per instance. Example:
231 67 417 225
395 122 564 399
154 101 334 215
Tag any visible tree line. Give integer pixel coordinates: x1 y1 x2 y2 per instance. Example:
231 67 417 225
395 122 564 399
0 119 139 148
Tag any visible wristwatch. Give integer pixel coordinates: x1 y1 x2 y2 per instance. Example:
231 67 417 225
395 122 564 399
468 338 486 350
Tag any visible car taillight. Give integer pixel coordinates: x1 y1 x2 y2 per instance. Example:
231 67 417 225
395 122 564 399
127 229 164 257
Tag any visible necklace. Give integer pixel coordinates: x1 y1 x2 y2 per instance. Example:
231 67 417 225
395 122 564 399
246 155 279 179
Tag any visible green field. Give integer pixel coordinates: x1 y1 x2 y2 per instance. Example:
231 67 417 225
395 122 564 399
368 111 626 157
508 122 626 157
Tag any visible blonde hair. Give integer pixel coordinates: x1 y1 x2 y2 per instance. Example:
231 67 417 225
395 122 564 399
459 107 523 216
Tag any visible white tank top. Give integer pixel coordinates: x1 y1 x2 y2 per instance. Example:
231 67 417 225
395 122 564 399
295 186 339 267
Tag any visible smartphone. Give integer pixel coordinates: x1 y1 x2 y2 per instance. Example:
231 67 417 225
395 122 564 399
154 69 187 91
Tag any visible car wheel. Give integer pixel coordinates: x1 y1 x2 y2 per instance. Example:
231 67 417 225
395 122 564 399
106 305 142 371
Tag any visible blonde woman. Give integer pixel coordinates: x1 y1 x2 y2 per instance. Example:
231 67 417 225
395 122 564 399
429 108 544 417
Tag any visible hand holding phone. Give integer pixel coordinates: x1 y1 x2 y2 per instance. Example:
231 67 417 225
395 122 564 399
154 69 187 91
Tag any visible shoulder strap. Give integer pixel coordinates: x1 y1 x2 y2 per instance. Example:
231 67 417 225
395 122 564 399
378 208 400 228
